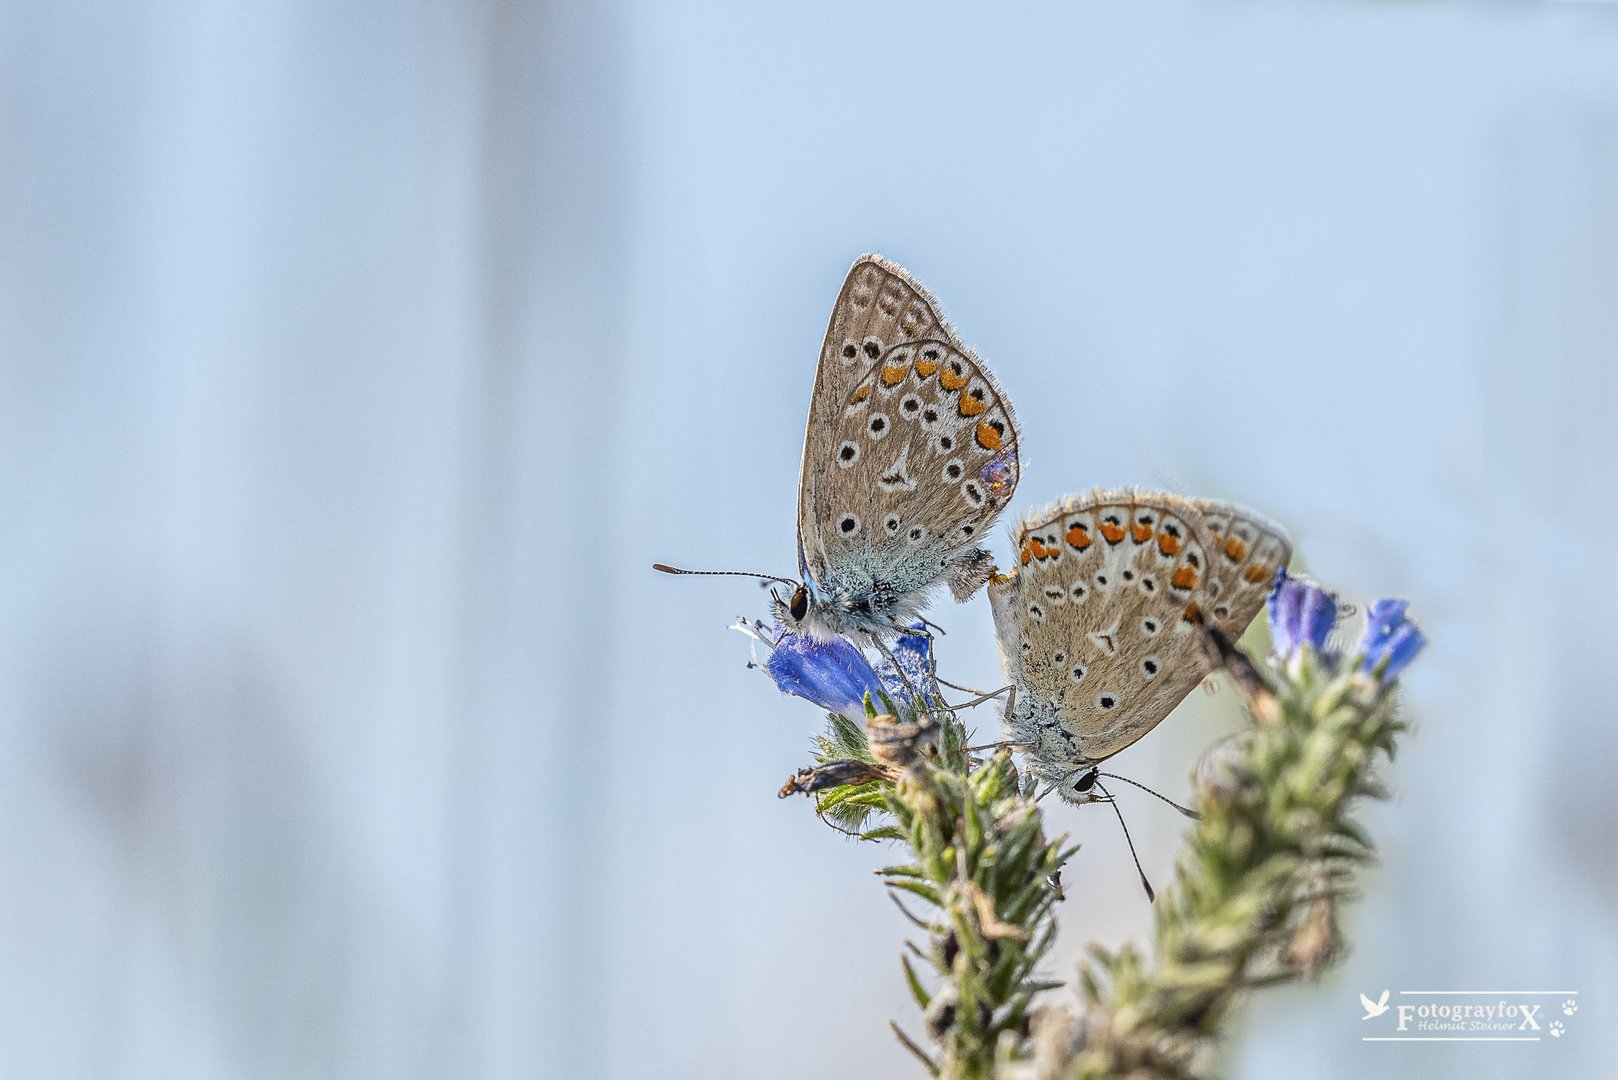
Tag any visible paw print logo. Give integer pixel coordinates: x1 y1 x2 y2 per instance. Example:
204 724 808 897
1549 1020 1565 1038
1562 999 1578 1016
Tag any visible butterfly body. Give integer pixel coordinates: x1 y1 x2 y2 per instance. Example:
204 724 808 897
990 489 1290 802
768 255 1021 643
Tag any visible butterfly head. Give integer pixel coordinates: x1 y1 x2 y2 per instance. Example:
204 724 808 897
768 582 813 632
1056 765 1105 806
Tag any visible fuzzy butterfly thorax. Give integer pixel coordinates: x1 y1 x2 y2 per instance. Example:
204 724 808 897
782 254 1023 642
991 489 1291 802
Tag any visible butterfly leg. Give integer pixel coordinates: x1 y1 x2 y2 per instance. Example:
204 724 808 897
935 673 994 695
945 683 1014 750
956 684 1024 753
949 684 1014 711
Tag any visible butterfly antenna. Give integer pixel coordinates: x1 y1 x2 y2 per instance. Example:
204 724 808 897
1095 781 1154 903
651 564 798 588
1098 772 1201 820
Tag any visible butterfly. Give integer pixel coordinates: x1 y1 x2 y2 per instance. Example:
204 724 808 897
658 254 1021 650
989 488 1291 804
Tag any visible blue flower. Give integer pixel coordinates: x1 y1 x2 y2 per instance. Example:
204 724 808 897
1267 571 1337 659
1264 573 1425 685
1358 599 1426 683
879 628 932 707
733 619 919 718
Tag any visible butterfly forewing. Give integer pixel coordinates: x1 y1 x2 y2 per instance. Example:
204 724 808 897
797 256 946 553
992 490 1290 770
796 256 1020 622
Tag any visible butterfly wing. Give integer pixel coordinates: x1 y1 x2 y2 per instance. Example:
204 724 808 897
1187 497 1293 634
798 256 1020 608
990 489 1290 765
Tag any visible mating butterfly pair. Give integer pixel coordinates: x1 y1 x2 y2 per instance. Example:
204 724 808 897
660 255 1291 804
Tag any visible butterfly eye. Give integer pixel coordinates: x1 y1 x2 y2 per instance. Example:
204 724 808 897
789 586 809 622
1073 769 1098 793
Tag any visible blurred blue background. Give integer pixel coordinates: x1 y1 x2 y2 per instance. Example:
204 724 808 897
4 2 1617 1077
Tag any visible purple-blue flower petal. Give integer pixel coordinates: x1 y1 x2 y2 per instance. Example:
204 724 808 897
764 629 888 716
1364 598 1408 628
1359 598 1425 683
879 626 932 708
1267 571 1336 658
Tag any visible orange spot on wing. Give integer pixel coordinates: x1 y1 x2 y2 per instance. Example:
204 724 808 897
1244 563 1272 584
975 421 1002 451
1131 522 1153 543
939 365 968 391
1171 565 1199 590
1029 539 1051 560
1099 521 1126 544
957 394 987 417
1223 537 1248 562
880 364 908 387
1182 601 1201 622
914 356 940 379
852 385 872 403
1066 524 1092 550
1019 542 1033 566
1157 533 1180 557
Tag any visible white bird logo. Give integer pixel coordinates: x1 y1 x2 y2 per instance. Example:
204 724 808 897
1360 990 1391 1019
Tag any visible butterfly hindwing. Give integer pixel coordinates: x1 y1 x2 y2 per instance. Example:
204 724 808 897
991 489 1290 778
1189 499 1293 636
